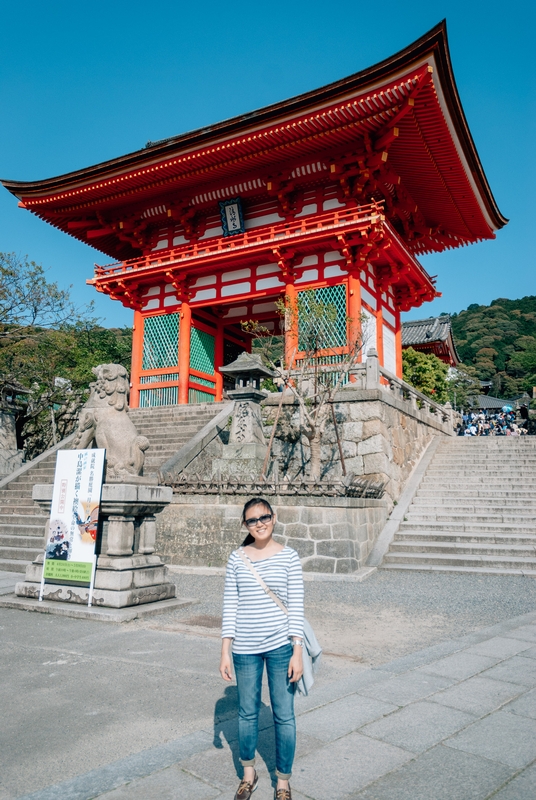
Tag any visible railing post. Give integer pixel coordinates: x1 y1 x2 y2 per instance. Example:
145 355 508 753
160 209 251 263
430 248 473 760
444 401 454 429
365 348 380 389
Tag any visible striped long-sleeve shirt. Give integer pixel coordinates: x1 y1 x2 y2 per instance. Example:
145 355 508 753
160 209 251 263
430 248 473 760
222 546 304 654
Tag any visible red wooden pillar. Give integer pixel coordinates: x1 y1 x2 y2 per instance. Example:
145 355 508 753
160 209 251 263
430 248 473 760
214 320 224 402
178 300 192 404
284 282 299 369
130 309 143 408
395 308 403 378
376 306 384 366
347 273 362 373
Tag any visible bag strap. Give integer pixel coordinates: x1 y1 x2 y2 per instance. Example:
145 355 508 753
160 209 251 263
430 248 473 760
237 548 289 616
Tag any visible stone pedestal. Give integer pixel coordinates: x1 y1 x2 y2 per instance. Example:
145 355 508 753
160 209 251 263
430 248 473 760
212 442 268 480
15 483 177 608
212 387 268 479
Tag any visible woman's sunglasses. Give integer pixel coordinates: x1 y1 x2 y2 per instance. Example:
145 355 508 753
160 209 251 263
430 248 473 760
244 514 273 528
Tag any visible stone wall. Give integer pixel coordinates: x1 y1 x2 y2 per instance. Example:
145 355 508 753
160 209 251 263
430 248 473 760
154 366 454 573
156 495 389 573
263 386 450 505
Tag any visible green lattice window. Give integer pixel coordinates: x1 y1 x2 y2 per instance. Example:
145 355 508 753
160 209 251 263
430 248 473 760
139 386 178 407
190 327 215 375
189 388 215 404
298 284 347 351
142 314 179 370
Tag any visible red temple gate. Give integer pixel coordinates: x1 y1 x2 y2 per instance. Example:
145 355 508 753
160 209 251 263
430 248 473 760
2 22 506 407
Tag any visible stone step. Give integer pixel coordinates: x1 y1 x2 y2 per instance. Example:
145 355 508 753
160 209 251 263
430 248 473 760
136 428 204 438
389 540 536 557
435 455 536 460
410 500 536 511
0 497 39 516
381 563 536 577
0 533 44 548
145 444 196 454
0 504 43 515
416 489 536 499
0 514 47 525
382 552 536 570
438 447 536 452
0 544 43 561
424 470 535 478
425 462 536 469
394 531 536 545
418 480 536 490
0 492 41 502
129 408 222 421
398 522 536 534
13 468 56 478
0 558 30 574
0 522 46 537
432 455 536 461
405 513 536 524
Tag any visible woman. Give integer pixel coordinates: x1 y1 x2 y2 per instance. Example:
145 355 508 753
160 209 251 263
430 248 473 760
220 497 304 800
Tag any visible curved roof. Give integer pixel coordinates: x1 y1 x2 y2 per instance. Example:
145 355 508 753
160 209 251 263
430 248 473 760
402 314 460 364
2 21 507 261
402 314 454 346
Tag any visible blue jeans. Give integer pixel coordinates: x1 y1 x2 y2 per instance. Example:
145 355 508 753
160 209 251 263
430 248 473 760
233 644 296 779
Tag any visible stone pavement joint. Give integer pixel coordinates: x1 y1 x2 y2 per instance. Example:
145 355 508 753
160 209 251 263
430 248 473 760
11 609 536 800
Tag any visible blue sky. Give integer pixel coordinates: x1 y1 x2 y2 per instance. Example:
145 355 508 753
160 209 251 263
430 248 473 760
1 0 534 328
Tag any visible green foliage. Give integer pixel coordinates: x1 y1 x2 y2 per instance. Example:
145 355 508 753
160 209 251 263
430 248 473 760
0 252 79 333
402 347 449 403
446 364 481 410
0 252 132 458
451 296 536 396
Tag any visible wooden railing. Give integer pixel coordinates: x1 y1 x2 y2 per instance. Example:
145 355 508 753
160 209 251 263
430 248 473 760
93 201 385 278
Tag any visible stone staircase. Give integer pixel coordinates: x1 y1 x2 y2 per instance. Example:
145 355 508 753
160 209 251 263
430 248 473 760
129 403 226 473
0 403 226 574
382 437 536 576
0 455 56 574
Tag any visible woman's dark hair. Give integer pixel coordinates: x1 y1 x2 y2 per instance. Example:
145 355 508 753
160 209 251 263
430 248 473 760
241 497 274 546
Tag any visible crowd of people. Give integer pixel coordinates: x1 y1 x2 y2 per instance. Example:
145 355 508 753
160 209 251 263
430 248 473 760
457 405 531 436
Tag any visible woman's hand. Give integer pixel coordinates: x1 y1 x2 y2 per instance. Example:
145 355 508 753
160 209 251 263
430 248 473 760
288 646 303 683
220 638 233 682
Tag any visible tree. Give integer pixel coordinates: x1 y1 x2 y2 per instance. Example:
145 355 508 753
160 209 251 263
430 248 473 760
4 324 132 459
0 252 132 458
508 337 536 392
402 347 448 403
243 291 364 480
0 252 81 336
446 364 481 410
450 295 536 395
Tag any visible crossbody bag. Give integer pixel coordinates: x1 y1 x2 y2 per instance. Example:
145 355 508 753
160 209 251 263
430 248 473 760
237 547 322 695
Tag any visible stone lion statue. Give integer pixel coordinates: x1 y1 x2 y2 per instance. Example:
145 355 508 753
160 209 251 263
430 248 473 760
72 364 150 481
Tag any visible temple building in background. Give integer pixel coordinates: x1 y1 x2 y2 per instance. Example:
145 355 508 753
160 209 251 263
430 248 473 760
2 22 505 407
402 314 460 366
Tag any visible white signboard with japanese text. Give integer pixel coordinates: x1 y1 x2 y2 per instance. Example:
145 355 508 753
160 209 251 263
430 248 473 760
41 449 105 596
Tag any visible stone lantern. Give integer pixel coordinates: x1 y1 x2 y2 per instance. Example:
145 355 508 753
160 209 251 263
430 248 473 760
214 353 275 478
220 351 275 402
0 379 29 477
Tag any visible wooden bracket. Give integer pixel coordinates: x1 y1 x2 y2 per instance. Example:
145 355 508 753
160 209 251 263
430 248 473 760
165 270 190 302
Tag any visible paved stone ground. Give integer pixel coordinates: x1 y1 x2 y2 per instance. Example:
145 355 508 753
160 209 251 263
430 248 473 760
1 570 536 799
